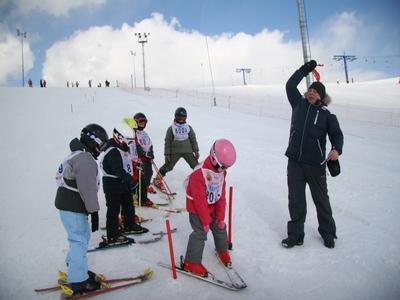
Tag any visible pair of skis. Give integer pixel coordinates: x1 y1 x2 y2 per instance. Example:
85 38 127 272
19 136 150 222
35 268 153 299
150 204 186 214
87 228 177 252
158 254 247 291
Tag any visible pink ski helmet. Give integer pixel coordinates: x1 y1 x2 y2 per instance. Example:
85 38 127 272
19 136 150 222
210 139 236 169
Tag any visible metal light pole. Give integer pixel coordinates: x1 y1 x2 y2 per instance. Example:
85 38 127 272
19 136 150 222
134 32 150 90
236 68 252 85
130 50 137 88
296 0 312 88
17 29 27 87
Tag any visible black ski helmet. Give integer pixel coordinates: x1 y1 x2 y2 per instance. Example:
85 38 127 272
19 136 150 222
174 107 187 117
133 112 147 130
80 123 108 158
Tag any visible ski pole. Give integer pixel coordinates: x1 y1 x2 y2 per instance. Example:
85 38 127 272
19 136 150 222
228 186 233 250
152 160 174 200
165 219 177 279
137 165 142 218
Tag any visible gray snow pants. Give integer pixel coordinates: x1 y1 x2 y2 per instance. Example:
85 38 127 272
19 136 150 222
185 213 228 264
286 159 337 240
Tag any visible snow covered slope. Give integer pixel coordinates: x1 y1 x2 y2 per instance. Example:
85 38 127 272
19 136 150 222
0 80 399 300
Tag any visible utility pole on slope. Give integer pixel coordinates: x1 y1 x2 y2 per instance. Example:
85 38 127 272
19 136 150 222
134 32 150 90
17 29 27 87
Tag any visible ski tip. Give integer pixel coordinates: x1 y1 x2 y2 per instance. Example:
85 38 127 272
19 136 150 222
143 268 154 279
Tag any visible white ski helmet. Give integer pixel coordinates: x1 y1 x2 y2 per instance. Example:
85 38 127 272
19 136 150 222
113 122 135 146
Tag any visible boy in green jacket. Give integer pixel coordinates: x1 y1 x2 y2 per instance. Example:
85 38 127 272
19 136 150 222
155 107 199 189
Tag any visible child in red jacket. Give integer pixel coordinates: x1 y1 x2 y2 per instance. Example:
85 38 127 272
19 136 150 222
183 139 237 277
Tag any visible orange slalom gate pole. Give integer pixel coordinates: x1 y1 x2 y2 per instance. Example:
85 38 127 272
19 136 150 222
166 219 177 279
228 186 233 250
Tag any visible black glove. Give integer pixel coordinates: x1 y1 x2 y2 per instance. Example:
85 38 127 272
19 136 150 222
146 151 154 159
123 173 138 193
300 60 317 75
136 144 146 156
90 212 99 232
129 180 139 193
327 159 341 177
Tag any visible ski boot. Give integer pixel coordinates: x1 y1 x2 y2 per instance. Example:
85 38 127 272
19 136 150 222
218 250 232 267
123 223 149 235
183 260 208 277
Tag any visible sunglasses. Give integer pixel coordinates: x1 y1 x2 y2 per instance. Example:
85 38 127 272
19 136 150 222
136 118 147 124
215 162 228 170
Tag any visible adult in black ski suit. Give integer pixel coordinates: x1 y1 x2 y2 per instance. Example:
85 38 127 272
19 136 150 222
282 60 343 249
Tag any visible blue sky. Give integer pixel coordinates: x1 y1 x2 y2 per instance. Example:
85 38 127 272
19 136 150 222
1 0 399 87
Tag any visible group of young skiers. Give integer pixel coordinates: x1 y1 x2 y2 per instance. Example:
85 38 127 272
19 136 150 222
53 58 343 297
55 107 237 296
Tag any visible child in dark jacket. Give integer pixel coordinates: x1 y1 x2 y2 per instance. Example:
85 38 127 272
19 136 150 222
100 122 148 243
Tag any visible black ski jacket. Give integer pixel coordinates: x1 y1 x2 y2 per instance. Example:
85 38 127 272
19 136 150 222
285 69 344 166
101 139 137 195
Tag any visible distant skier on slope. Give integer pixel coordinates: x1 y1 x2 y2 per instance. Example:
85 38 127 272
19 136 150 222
183 139 236 277
55 124 108 295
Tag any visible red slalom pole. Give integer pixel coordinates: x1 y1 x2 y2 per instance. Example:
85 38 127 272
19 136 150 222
228 186 233 250
166 219 177 279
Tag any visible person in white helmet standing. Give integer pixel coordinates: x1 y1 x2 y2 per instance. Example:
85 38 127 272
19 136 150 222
100 122 149 245
183 139 236 277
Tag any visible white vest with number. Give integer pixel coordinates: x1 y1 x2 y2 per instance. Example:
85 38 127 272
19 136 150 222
56 151 100 192
185 161 224 204
100 147 133 178
172 122 190 141
136 130 152 152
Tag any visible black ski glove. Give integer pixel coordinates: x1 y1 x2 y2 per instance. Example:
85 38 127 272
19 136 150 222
123 173 138 194
136 144 146 156
300 60 317 75
91 212 99 232
145 151 154 159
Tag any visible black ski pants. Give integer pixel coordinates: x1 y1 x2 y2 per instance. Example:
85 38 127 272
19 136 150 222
286 159 336 240
105 192 135 239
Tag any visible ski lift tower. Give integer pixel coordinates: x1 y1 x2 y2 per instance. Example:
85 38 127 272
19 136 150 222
333 52 357 83
296 0 312 88
134 32 150 90
236 68 251 85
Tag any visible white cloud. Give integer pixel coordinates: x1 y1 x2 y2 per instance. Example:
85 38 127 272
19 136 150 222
9 0 105 17
42 12 395 88
0 25 35 85
309 11 393 83
43 13 304 87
